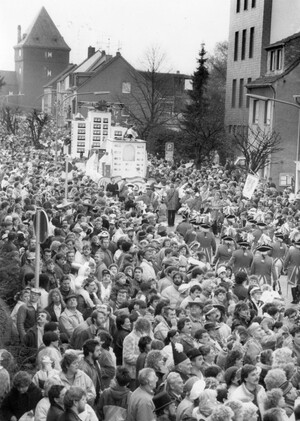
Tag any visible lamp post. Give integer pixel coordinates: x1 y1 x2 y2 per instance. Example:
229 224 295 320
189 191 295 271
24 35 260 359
54 90 110 165
246 93 300 194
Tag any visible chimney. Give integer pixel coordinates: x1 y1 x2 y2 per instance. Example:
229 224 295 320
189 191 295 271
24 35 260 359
176 70 180 74
17 25 21 43
87 46 95 58
116 51 121 57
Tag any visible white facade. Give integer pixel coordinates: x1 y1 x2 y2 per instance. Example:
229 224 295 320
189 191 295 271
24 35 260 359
99 139 147 178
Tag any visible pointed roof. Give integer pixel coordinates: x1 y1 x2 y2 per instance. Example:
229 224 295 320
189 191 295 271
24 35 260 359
15 7 70 50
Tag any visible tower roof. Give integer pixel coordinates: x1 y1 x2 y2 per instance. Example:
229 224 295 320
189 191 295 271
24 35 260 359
15 7 70 51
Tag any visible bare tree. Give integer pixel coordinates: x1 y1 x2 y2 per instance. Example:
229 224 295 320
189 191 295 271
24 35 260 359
233 125 284 173
0 106 19 135
25 109 49 148
121 46 177 139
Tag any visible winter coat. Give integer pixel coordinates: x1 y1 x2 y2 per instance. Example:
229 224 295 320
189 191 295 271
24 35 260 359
60 369 96 405
97 381 132 421
59 308 84 339
231 382 266 417
1 382 43 420
122 330 142 379
46 402 64 421
165 188 179 211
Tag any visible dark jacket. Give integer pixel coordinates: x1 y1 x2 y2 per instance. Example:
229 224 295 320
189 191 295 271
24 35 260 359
46 402 64 421
1 382 42 420
97 381 132 421
113 328 130 366
58 409 82 421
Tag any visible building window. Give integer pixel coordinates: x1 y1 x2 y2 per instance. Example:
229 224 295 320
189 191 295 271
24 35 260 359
236 0 241 12
232 79 237 108
252 0 256 7
8 91 13 95
234 32 239 61
45 51 52 58
18 67 22 75
270 49 282 71
264 100 271 125
239 79 244 108
241 29 247 60
249 27 254 58
18 49 22 57
122 82 131 94
252 100 259 124
246 78 252 108
47 69 52 77
244 0 248 10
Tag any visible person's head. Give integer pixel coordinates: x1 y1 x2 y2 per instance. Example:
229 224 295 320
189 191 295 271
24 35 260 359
145 350 165 372
264 368 287 391
242 402 259 421
138 335 152 353
177 317 192 335
98 330 113 350
225 349 243 370
13 371 32 393
65 294 78 309
194 329 211 345
294 404 300 421
292 326 300 346
235 271 248 285
115 366 131 387
61 276 71 291
133 267 143 281
134 317 151 335
224 366 239 387
64 386 87 414
114 313 130 331
263 407 285 421
225 400 244 421
209 405 234 421
197 389 218 417
166 372 184 396
240 364 259 387
204 365 223 382
48 288 64 306
48 385 66 407
61 352 80 375
199 345 215 363
172 271 184 287
260 349 273 366
30 287 41 303
82 339 101 361
37 310 51 326
43 331 59 347
116 289 127 304
138 367 158 393
234 301 251 320
264 388 285 410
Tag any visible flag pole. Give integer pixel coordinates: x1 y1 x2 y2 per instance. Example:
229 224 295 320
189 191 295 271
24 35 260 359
34 208 41 288
64 153 69 203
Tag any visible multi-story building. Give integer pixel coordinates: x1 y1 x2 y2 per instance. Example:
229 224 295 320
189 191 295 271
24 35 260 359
225 0 300 134
247 32 300 189
225 0 272 134
0 7 70 110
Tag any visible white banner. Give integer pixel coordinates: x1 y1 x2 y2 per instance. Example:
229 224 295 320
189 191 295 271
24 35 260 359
243 173 259 199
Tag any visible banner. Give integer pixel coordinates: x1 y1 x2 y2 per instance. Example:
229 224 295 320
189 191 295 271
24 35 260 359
243 173 259 199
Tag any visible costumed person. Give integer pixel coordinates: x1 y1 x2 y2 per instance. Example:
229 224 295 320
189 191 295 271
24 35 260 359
250 245 277 289
283 239 300 304
196 223 216 264
228 240 253 275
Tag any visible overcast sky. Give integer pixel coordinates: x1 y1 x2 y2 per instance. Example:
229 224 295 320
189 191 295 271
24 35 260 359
0 0 230 75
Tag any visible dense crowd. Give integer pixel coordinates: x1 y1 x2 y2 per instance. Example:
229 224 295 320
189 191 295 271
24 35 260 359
2 144 300 421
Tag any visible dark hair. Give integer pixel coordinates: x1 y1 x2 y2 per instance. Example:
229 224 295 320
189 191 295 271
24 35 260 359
267 306 279 317
291 326 300 337
151 339 164 350
199 345 211 357
44 322 59 333
177 317 190 332
204 365 222 378
43 331 59 346
82 339 100 357
294 404 300 421
115 366 131 387
225 349 243 370
260 349 273 365
98 330 113 350
194 329 208 340
48 385 65 405
39 273 50 289
240 364 257 383
138 335 152 352
235 272 247 284
116 314 130 329
164 329 178 345
190 284 202 293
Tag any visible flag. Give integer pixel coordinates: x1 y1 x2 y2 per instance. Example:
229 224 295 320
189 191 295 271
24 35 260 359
67 162 73 173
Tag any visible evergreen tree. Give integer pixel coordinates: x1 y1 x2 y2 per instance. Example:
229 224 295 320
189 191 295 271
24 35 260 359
180 44 231 167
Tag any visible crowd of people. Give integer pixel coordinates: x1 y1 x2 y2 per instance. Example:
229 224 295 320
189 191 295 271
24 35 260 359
1 144 300 421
